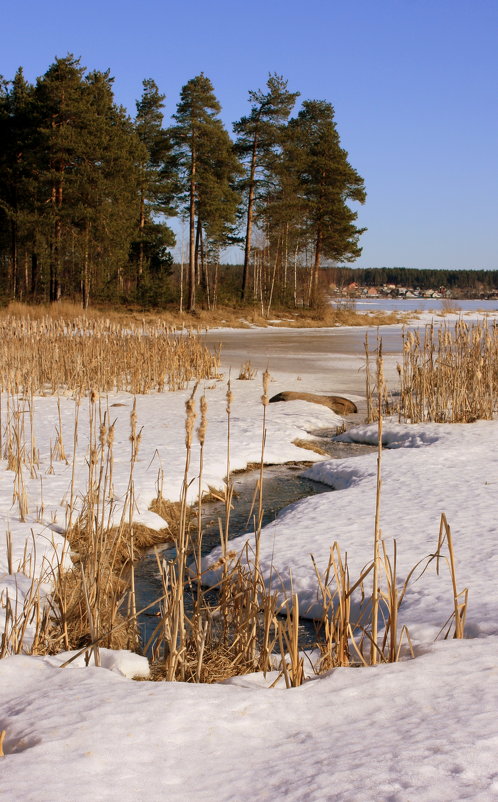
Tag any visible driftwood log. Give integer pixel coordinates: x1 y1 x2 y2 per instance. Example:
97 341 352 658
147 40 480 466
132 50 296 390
269 391 357 415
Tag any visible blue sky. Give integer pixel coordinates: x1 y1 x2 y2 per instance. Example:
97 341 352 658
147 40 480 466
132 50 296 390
3 0 497 269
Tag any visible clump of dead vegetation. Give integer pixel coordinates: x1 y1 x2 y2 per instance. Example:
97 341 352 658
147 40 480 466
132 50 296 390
0 309 219 395
237 361 257 380
365 320 498 423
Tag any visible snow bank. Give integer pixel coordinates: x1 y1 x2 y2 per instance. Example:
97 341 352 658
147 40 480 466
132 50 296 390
1 637 498 800
202 419 498 639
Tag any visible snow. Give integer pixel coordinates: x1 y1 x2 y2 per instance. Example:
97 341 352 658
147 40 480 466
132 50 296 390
2 639 498 800
201 418 498 639
1 321 498 800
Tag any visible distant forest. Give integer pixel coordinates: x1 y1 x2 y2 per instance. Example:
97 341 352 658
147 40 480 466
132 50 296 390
0 56 366 312
332 267 498 293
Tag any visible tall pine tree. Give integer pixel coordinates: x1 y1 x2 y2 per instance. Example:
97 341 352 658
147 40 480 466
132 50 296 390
283 100 366 304
172 74 241 311
233 74 299 300
133 79 176 301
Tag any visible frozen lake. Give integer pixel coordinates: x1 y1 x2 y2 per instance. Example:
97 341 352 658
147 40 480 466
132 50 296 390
202 325 404 399
203 299 498 399
343 297 498 313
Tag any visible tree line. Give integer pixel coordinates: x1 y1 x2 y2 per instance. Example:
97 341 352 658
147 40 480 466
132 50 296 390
334 267 498 293
0 56 366 311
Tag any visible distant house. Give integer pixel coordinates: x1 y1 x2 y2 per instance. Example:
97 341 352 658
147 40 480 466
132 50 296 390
367 287 379 296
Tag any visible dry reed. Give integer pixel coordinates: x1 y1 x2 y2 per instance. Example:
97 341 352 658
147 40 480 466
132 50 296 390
365 320 498 423
0 313 219 396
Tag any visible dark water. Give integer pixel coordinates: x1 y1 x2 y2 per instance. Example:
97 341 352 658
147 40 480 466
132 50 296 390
134 438 377 650
134 462 330 648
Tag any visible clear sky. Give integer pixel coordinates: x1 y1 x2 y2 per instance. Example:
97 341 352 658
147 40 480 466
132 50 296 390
3 0 497 269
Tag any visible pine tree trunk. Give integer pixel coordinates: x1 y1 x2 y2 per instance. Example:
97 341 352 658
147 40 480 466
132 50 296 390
200 232 210 310
195 217 202 286
267 235 280 317
10 220 18 300
188 146 196 312
30 252 39 298
283 223 289 293
293 241 299 307
311 230 322 307
241 134 258 301
138 190 145 287
213 261 219 309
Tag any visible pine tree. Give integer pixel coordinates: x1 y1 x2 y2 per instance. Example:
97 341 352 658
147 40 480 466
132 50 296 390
133 79 176 300
283 100 366 304
72 69 143 306
0 68 37 299
32 56 143 305
195 121 242 307
33 56 90 300
233 74 299 300
172 74 240 311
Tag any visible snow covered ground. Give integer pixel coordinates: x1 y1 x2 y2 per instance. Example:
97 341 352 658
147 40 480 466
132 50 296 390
1 321 498 801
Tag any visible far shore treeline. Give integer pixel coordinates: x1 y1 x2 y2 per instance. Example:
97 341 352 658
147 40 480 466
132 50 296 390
332 267 498 294
1 56 494 315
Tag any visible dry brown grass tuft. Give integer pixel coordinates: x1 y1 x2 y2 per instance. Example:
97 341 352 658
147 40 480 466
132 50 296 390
238 361 257 380
292 438 330 456
149 498 190 541
365 320 498 424
48 565 131 652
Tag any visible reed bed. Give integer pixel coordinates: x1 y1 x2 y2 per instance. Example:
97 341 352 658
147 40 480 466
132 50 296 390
1 365 467 686
0 314 220 395
366 320 498 423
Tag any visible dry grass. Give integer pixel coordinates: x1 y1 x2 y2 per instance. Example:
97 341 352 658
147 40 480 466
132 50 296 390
398 321 498 422
365 320 498 424
149 498 191 541
0 310 219 395
439 298 461 315
0 300 405 331
292 438 330 456
237 361 257 380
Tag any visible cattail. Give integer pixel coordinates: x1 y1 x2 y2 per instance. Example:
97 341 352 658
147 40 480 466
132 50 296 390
197 394 208 446
185 397 196 450
226 380 233 415
261 368 270 406
107 422 115 448
99 423 107 449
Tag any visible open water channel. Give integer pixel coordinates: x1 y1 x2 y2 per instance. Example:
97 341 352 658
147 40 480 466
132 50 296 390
135 439 377 650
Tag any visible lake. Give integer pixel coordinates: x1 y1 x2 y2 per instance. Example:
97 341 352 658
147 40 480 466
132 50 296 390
344 297 498 313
